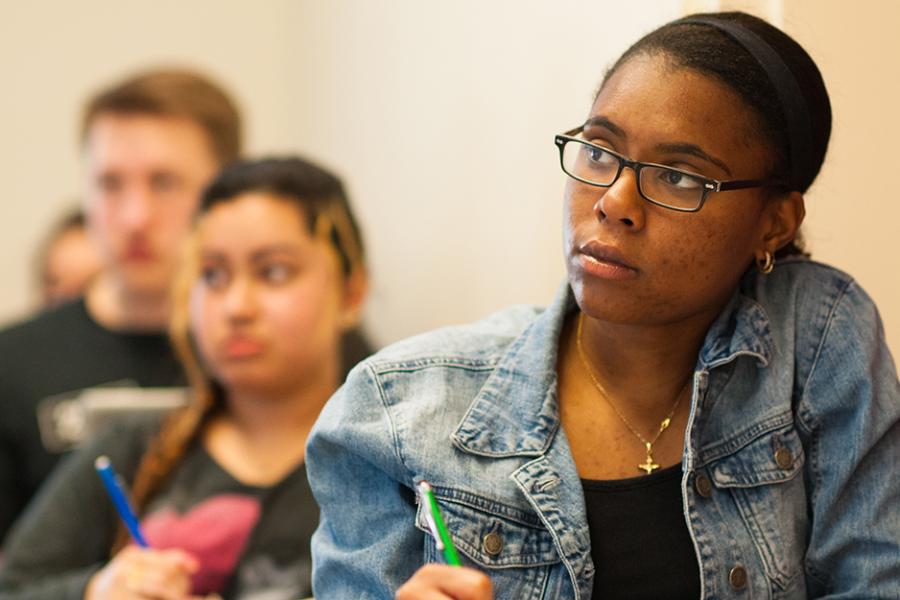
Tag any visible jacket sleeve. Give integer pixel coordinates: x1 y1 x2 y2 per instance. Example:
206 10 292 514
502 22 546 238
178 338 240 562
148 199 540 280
799 280 900 597
0 419 150 600
306 362 423 599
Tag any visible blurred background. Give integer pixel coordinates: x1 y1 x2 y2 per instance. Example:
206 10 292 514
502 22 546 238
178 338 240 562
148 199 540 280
2 0 898 367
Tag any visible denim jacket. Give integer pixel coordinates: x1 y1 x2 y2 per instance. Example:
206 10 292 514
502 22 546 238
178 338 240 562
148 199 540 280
307 259 900 599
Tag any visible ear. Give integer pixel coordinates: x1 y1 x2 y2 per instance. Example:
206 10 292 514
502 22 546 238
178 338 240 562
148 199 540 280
758 191 806 253
338 266 369 330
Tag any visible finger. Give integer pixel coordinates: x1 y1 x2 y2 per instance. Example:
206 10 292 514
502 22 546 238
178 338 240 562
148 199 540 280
126 547 198 573
396 580 454 600
130 549 200 584
125 575 190 600
398 565 493 600
157 548 200 573
124 561 193 600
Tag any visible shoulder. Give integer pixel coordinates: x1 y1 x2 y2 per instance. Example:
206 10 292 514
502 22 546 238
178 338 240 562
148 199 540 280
364 303 543 373
750 257 858 309
337 303 544 423
744 258 877 356
311 303 546 469
0 302 97 405
0 301 101 383
747 258 896 410
0 300 91 351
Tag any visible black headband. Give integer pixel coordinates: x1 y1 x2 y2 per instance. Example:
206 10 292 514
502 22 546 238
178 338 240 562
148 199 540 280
679 17 813 191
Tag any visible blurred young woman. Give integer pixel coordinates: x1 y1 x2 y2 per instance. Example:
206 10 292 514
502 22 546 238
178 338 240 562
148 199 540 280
0 157 368 599
35 208 102 308
307 12 900 600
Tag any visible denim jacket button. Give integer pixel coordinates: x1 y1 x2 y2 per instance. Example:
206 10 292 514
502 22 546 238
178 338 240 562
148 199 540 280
483 531 503 556
774 447 794 470
729 565 748 589
694 473 713 498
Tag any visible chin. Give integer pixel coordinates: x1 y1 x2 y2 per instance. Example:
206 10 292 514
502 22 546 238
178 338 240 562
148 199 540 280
219 374 278 397
570 276 669 326
117 268 172 298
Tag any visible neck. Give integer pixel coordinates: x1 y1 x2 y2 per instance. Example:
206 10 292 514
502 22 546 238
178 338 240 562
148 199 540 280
223 369 337 443
573 310 715 413
85 272 170 331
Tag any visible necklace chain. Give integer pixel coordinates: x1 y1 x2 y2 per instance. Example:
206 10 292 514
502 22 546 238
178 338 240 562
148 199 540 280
574 312 689 474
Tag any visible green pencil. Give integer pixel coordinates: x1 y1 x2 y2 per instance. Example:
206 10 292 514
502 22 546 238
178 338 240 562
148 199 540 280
417 480 461 566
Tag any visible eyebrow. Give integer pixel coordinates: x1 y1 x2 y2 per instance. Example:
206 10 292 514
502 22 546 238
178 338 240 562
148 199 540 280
583 116 733 177
583 116 626 139
199 244 303 263
655 143 732 177
249 245 302 263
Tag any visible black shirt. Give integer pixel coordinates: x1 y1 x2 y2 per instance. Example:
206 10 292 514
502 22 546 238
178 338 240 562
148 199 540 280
0 299 185 543
582 464 701 599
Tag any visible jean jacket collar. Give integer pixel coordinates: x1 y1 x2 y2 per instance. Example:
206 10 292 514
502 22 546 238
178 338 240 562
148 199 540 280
451 279 774 458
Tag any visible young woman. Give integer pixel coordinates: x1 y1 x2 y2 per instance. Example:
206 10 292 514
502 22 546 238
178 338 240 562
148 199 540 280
0 157 368 599
306 12 900 599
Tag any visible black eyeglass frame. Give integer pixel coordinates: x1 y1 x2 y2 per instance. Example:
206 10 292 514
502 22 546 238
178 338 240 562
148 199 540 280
554 126 786 213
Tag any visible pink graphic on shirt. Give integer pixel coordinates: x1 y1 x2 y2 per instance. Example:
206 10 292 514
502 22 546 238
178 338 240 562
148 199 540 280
141 494 261 594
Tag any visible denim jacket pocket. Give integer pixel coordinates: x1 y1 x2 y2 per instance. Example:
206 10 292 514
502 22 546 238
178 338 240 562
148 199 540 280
415 485 561 600
708 420 808 594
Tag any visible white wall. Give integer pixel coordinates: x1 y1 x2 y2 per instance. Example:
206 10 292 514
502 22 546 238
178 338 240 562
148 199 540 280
0 0 680 342
1 1 898 369
280 1 682 343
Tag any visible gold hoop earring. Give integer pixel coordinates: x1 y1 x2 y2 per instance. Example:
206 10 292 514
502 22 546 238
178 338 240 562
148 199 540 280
757 250 775 274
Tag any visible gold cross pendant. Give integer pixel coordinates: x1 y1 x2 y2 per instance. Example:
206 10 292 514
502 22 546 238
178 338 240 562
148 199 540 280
638 442 660 474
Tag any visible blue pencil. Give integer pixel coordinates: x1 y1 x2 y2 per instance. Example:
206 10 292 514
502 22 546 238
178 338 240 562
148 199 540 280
94 455 149 548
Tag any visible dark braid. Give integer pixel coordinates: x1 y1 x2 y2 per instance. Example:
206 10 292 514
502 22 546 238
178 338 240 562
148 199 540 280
111 232 223 554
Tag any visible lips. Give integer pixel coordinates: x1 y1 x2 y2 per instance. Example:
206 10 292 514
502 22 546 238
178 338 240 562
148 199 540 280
577 240 639 280
222 336 265 359
123 242 155 262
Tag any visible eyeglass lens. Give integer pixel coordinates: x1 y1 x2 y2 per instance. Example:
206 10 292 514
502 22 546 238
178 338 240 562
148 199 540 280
561 139 707 210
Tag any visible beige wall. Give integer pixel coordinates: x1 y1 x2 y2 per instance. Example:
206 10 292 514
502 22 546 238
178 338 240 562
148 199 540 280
0 0 681 341
1 0 298 316
782 1 900 369
1 1 897 368
698 0 900 368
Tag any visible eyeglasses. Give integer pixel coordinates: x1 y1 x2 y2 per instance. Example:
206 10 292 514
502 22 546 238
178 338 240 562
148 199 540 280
554 126 785 212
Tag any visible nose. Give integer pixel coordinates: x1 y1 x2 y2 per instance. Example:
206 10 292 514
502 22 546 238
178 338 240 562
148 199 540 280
119 186 153 231
594 167 646 231
224 275 258 323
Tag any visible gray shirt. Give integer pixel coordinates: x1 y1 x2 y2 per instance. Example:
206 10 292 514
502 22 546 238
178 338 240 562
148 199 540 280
0 414 316 600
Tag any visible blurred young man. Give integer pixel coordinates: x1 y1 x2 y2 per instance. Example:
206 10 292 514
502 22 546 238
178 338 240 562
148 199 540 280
0 69 242 543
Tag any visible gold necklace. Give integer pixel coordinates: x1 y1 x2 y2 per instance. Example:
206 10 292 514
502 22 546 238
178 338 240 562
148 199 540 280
575 312 689 475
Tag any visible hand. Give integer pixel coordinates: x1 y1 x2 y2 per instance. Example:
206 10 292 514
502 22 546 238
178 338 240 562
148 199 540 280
396 564 493 600
85 545 201 600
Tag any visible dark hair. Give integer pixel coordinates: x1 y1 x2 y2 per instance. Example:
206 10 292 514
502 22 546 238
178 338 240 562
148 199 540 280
602 11 831 257
200 156 365 276
82 68 243 165
50 208 86 232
